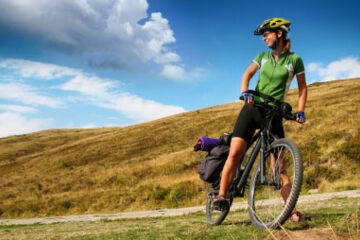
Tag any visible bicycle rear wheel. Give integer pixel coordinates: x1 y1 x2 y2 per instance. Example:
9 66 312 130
248 138 303 229
205 184 233 225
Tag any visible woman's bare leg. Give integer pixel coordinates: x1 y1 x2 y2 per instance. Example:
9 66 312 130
270 152 300 221
219 137 248 196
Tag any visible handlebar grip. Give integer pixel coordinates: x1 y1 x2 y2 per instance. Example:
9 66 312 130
285 113 297 121
239 94 297 121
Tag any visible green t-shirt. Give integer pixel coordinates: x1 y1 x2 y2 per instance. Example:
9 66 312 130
252 51 305 101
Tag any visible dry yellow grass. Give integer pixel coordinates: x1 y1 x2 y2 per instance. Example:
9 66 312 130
0 78 359 218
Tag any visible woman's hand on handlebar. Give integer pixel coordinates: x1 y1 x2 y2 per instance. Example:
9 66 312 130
295 111 306 124
241 92 254 106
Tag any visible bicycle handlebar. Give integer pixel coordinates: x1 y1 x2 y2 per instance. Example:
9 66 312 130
239 90 297 121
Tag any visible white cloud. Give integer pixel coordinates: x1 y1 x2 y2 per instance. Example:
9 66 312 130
161 65 187 81
160 64 207 82
140 12 176 60
0 0 181 72
0 112 51 138
307 56 360 82
155 52 181 64
0 83 63 108
0 58 186 123
99 93 185 122
59 75 118 96
189 67 207 79
81 123 98 129
0 58 81 80
0 104 38 113
60 78 186 122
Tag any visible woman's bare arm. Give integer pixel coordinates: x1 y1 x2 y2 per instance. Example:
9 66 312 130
241 62 259 92
296 73 307 112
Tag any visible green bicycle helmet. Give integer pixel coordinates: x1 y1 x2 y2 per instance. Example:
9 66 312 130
254 18 291 35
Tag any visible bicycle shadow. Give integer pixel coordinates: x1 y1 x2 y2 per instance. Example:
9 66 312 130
283 212 348 231
271 212 354 240
223 212 349 230
221 219 253 226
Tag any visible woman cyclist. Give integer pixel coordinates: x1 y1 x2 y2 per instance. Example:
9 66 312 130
214 18 309 222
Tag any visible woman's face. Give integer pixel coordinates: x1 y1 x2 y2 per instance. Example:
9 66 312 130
262 31 277 48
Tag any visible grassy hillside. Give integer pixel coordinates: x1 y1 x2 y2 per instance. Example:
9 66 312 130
0 78 359 218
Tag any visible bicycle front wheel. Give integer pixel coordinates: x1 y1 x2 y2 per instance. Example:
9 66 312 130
248 138 303 229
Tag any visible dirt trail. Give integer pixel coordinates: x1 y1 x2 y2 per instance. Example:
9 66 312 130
273 228 351 240
0 190 359 226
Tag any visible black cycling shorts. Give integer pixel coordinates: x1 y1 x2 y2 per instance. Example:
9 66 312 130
232 104 284 144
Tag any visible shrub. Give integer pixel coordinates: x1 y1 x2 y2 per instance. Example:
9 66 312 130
10 207 23 216
62 201 71 209
304 165 344 188
26 204 39 212
151 187 171 201
166 181 198 207
339 134 360 162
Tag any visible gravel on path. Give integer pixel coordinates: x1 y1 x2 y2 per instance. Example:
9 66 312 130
0 190 359 226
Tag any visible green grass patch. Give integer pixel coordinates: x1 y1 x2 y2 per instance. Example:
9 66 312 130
0 198 359 240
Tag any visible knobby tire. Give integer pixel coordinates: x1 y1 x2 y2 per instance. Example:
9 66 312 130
248 138 303 229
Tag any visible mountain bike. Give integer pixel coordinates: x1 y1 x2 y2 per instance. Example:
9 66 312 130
206 90 303 229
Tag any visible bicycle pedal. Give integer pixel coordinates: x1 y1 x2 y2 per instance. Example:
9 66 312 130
212 204 229 211
212 200 229 211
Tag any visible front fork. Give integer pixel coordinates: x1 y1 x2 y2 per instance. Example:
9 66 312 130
260 132 266 185
260 133 282 189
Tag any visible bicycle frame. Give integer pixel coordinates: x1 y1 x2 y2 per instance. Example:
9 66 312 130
229 108 282 198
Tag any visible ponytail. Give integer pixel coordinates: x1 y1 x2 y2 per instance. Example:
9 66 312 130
282 33 293 54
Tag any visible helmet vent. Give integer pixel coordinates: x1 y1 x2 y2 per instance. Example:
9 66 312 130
254 18 291 36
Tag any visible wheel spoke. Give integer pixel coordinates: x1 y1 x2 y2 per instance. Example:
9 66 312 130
248 139 302 229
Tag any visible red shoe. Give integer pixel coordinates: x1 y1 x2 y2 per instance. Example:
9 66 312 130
289 210 311 222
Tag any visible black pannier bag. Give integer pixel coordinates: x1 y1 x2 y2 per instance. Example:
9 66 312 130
197 144 229 183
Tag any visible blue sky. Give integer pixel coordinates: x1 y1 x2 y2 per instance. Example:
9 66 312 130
0 0 359 137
